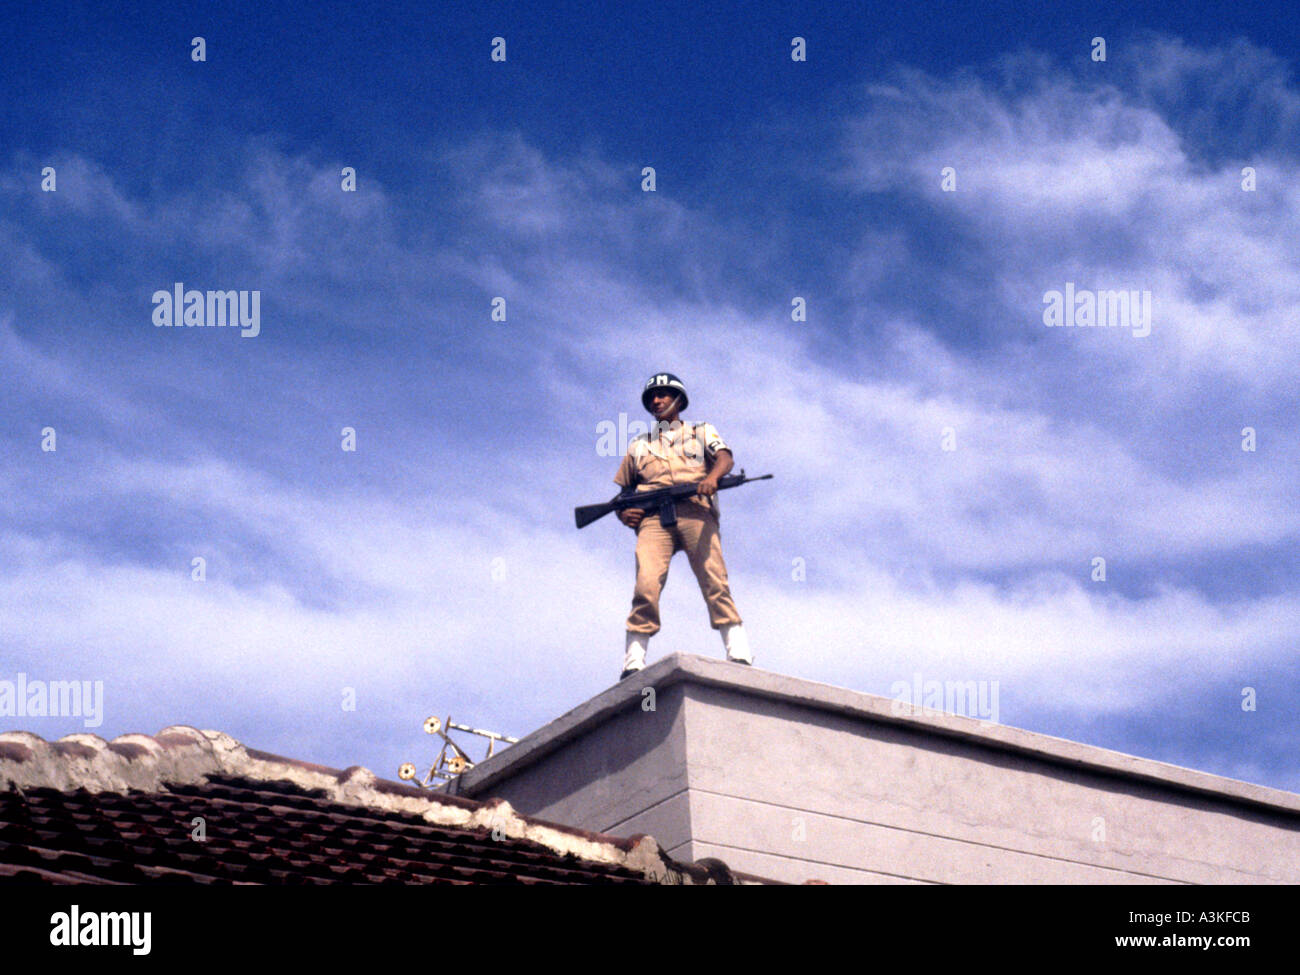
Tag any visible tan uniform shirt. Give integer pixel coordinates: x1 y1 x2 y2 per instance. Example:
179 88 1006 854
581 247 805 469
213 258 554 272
614 421 729 517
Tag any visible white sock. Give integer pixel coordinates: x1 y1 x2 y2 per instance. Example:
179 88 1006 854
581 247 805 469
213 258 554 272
720 623 752 664
623 631 649 672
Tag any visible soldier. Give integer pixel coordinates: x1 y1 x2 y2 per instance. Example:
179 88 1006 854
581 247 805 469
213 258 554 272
614 373 752 679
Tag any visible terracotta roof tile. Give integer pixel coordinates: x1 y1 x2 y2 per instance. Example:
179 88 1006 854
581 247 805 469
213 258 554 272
0 726 742 885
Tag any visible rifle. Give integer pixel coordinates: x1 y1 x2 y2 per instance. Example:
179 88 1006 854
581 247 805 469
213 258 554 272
574 470 773 529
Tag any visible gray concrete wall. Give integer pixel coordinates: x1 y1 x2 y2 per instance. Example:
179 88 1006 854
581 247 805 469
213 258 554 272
457 682 695 854
678 683 1296 884
452 655 1300 885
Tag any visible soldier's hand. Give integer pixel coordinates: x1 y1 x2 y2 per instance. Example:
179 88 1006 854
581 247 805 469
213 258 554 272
619 508 645 529
697 477 720 498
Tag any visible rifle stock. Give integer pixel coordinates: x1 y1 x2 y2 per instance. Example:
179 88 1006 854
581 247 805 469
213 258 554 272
574 500 618 529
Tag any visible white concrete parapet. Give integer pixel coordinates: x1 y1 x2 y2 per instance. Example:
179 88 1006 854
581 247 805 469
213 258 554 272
449 654 1300 885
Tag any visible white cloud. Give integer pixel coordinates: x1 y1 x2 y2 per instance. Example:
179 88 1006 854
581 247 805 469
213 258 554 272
837 48 1300 391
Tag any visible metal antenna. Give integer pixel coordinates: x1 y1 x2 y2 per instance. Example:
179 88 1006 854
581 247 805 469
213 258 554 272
398 714 519 789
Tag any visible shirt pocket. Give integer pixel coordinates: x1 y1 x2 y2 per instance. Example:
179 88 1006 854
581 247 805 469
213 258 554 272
637 449 670 484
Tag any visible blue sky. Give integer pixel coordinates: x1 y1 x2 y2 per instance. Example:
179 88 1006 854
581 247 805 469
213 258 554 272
2 2 1297 795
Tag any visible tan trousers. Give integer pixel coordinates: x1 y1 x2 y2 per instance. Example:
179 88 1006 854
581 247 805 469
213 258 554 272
627 501 743 635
